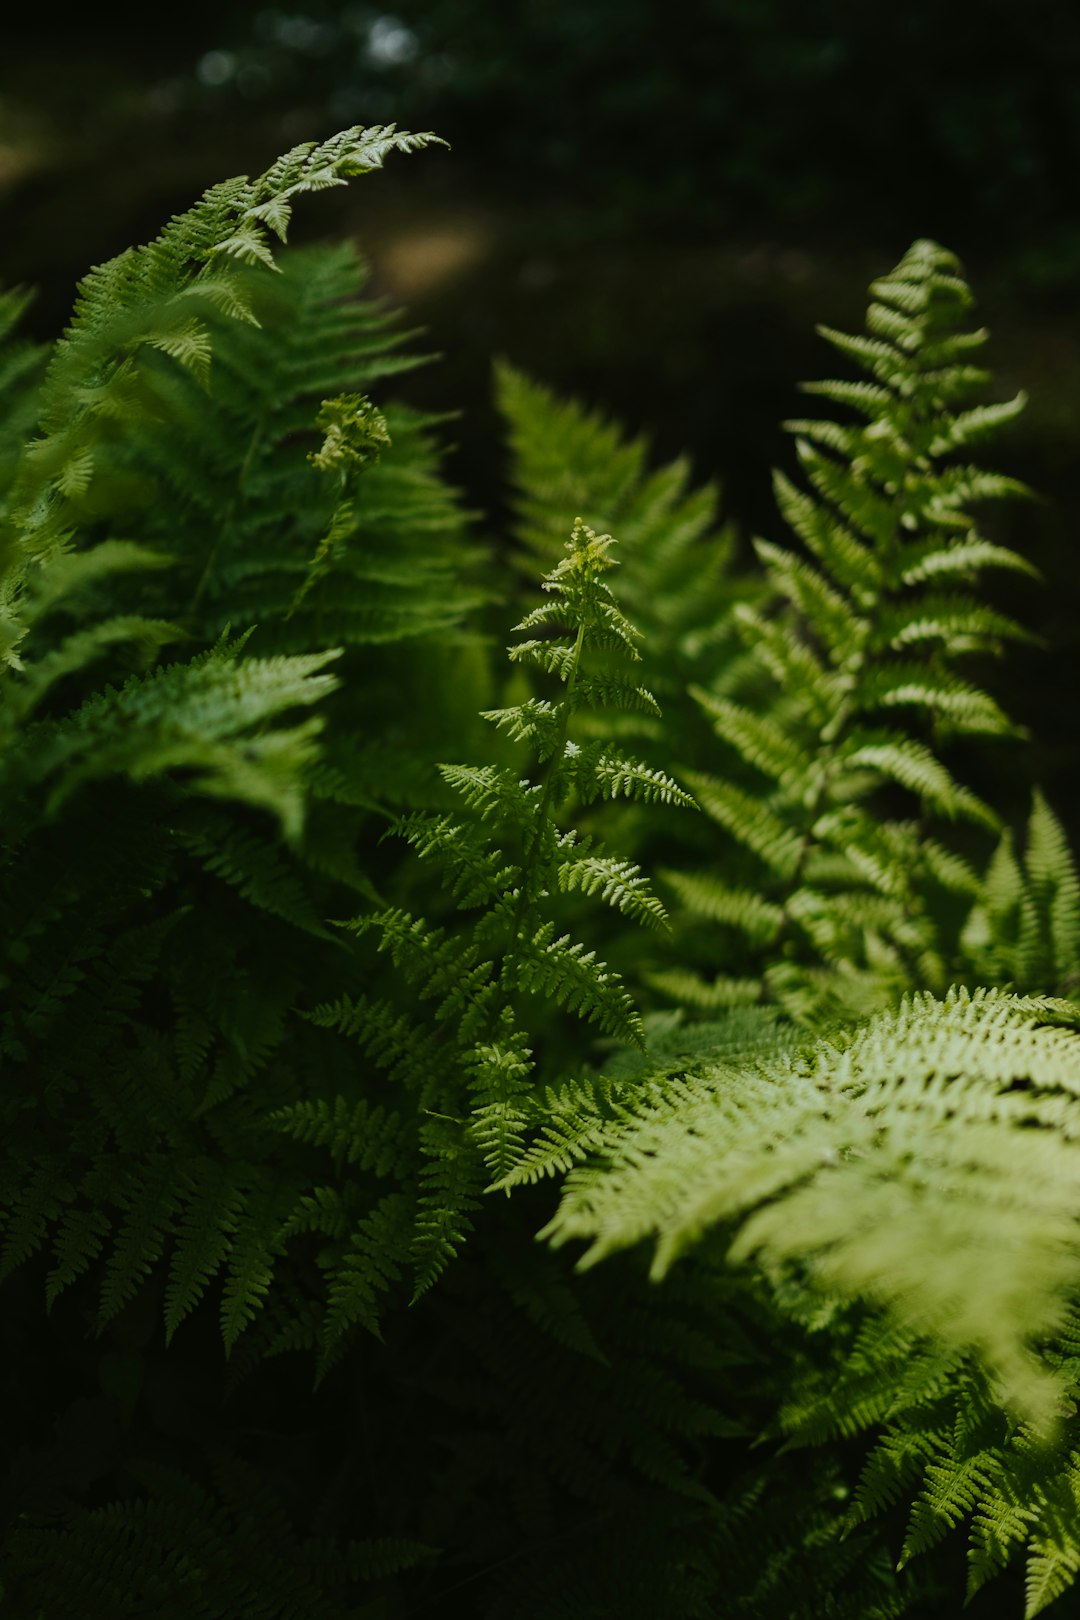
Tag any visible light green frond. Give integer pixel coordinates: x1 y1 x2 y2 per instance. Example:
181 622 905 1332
542 989 1080 1425
642 967 765 1011
873 593 1036 655
437 761 540 823
572 747 697 809
838 734 999 827
814 324 909 387
856 664 1016 736
732 603 837 722
557 853 669 929
772 469 882 596
928 393 1028 454
898 534 1039 586
799 377 895 418
752 536 864 655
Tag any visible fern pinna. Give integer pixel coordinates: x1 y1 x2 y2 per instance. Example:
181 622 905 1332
659 239 1036 1022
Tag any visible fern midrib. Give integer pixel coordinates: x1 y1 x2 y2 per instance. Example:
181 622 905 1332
508 618 586 945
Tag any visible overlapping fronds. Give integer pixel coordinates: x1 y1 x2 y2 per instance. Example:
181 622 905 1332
535 988 1080 1425
111 241 480 661
8 126 441 559
773 1298 1080 1617
0 129 475 1392
4 176 1077 1620
663 241 1034 1020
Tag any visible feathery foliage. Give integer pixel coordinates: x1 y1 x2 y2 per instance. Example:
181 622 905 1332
963 789 1080 998
5 174 1080 1620
497 361 752 722
283 516 691 1319
535 988 1080 1421
659 240 1035 1021
0 119 502 1406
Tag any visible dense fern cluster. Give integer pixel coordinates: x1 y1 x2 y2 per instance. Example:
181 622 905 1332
3 133 1080 1617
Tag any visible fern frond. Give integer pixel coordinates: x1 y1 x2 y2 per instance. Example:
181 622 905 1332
515 921 646 1046
219 1192 278 1354
964 791 1080 996
658 240 1033 1019
163 1157 247 1344
661 869 785 945
319 1190 411 1366
542 989 1080 1425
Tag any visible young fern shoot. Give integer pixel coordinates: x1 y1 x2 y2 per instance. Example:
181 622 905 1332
323 519 692 1297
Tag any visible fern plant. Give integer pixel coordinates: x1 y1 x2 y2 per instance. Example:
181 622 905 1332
962 789 1080 998
651 240 1036 1022
268 515 692 1341
0 122 480 1432
522 987 1080 1613
6 142 1080 1620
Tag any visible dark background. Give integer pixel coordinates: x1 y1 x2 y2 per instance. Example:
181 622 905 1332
3 1 1079 817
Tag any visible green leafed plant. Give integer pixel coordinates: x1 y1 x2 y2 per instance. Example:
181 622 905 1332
655 239 1037 1022
5 156 1080 1620
273 516 692 1333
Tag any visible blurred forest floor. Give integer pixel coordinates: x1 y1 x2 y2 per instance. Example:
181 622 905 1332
2 29 1079 823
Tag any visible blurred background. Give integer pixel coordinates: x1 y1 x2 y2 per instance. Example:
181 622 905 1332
3 0 1079 809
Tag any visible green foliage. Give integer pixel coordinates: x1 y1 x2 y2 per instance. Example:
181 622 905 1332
497 360 749 705
5 161 1080 1620
535 988 1080 1419
2 1449 436 1619
301 515 691 1310
660 239 1035 1021
963 790 1080 998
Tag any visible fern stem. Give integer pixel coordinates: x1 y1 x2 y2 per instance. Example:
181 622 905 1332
514 619 586 932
